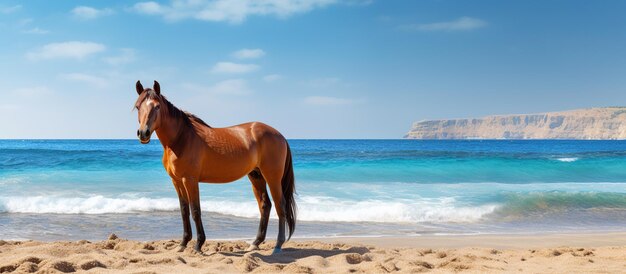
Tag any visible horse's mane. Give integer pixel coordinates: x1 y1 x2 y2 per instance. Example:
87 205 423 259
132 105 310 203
136 89 212 129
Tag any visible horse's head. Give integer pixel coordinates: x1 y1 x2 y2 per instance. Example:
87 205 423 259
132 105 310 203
134 80 163 144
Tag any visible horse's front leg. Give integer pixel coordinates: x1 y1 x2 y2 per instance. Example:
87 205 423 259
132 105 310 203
183 177 206 254
173 180 192 252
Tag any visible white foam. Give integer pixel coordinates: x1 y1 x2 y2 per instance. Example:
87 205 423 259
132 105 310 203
0 196 179 214
0 195 498 223
295 196 498 223
556 157 579 162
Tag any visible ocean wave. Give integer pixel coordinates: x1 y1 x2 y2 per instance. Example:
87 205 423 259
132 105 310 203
492 192 626 217
296 196 498 223
0 196 180 214
556 157 579 162
4 192 623 223
0 195 498 223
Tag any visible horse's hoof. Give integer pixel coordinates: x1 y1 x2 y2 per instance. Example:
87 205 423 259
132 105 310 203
193 249 205 256
246 244 259 252
272 247 282 254
177 245 186 252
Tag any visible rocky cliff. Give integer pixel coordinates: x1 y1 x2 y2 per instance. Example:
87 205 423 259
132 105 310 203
405 107 626 139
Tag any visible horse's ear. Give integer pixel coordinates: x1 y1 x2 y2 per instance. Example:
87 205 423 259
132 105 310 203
136 80 144 95
153 81 161 95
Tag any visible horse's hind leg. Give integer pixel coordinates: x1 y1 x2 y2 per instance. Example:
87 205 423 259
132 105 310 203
262 169 286 254
267 181 286 254
258 141 291 254
246 169 272 252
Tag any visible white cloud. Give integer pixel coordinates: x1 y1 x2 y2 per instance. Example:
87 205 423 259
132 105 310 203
263 74 282 82
103 48 136 65
133 2 163 15
304 96 355 106
23 27 50 34
27 41 106 61
210 62 259 74
183 79 251 95
132 0 341 23
71 6 114 20
402 17 487 32
60 73 108 88
209 79 251 95
1 5 21 14
233 48 265 59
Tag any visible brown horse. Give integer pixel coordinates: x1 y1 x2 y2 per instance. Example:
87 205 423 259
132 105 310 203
134 80 296 254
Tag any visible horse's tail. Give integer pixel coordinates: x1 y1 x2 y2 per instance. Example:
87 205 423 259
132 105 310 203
281 143 297 241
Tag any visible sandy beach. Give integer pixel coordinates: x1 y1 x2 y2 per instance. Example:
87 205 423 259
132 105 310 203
1 232 624 273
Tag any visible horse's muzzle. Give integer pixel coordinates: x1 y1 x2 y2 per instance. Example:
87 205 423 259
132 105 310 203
137 128 151 144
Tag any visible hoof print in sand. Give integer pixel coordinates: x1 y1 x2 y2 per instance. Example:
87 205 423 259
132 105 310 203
0 257 43 273
345 253 364 264
50 261 76 273
80 260 106 270
0 264 17 273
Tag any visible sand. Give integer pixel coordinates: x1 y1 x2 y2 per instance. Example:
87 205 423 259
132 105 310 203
1 233 625 273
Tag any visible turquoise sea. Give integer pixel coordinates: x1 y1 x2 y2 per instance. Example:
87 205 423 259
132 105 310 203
1 139 625 241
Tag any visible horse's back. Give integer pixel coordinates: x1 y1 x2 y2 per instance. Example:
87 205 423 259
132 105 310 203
248 121 286 141
192 121 287 183
223 121 289 171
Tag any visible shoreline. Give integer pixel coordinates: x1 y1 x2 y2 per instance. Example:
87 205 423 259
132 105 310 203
3 230 626 246
4 229 626 245
1 231 624 273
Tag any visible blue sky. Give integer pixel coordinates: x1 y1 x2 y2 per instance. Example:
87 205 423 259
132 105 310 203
1 0 626 139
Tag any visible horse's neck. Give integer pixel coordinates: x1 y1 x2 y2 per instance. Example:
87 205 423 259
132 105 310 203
156 112 192 152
